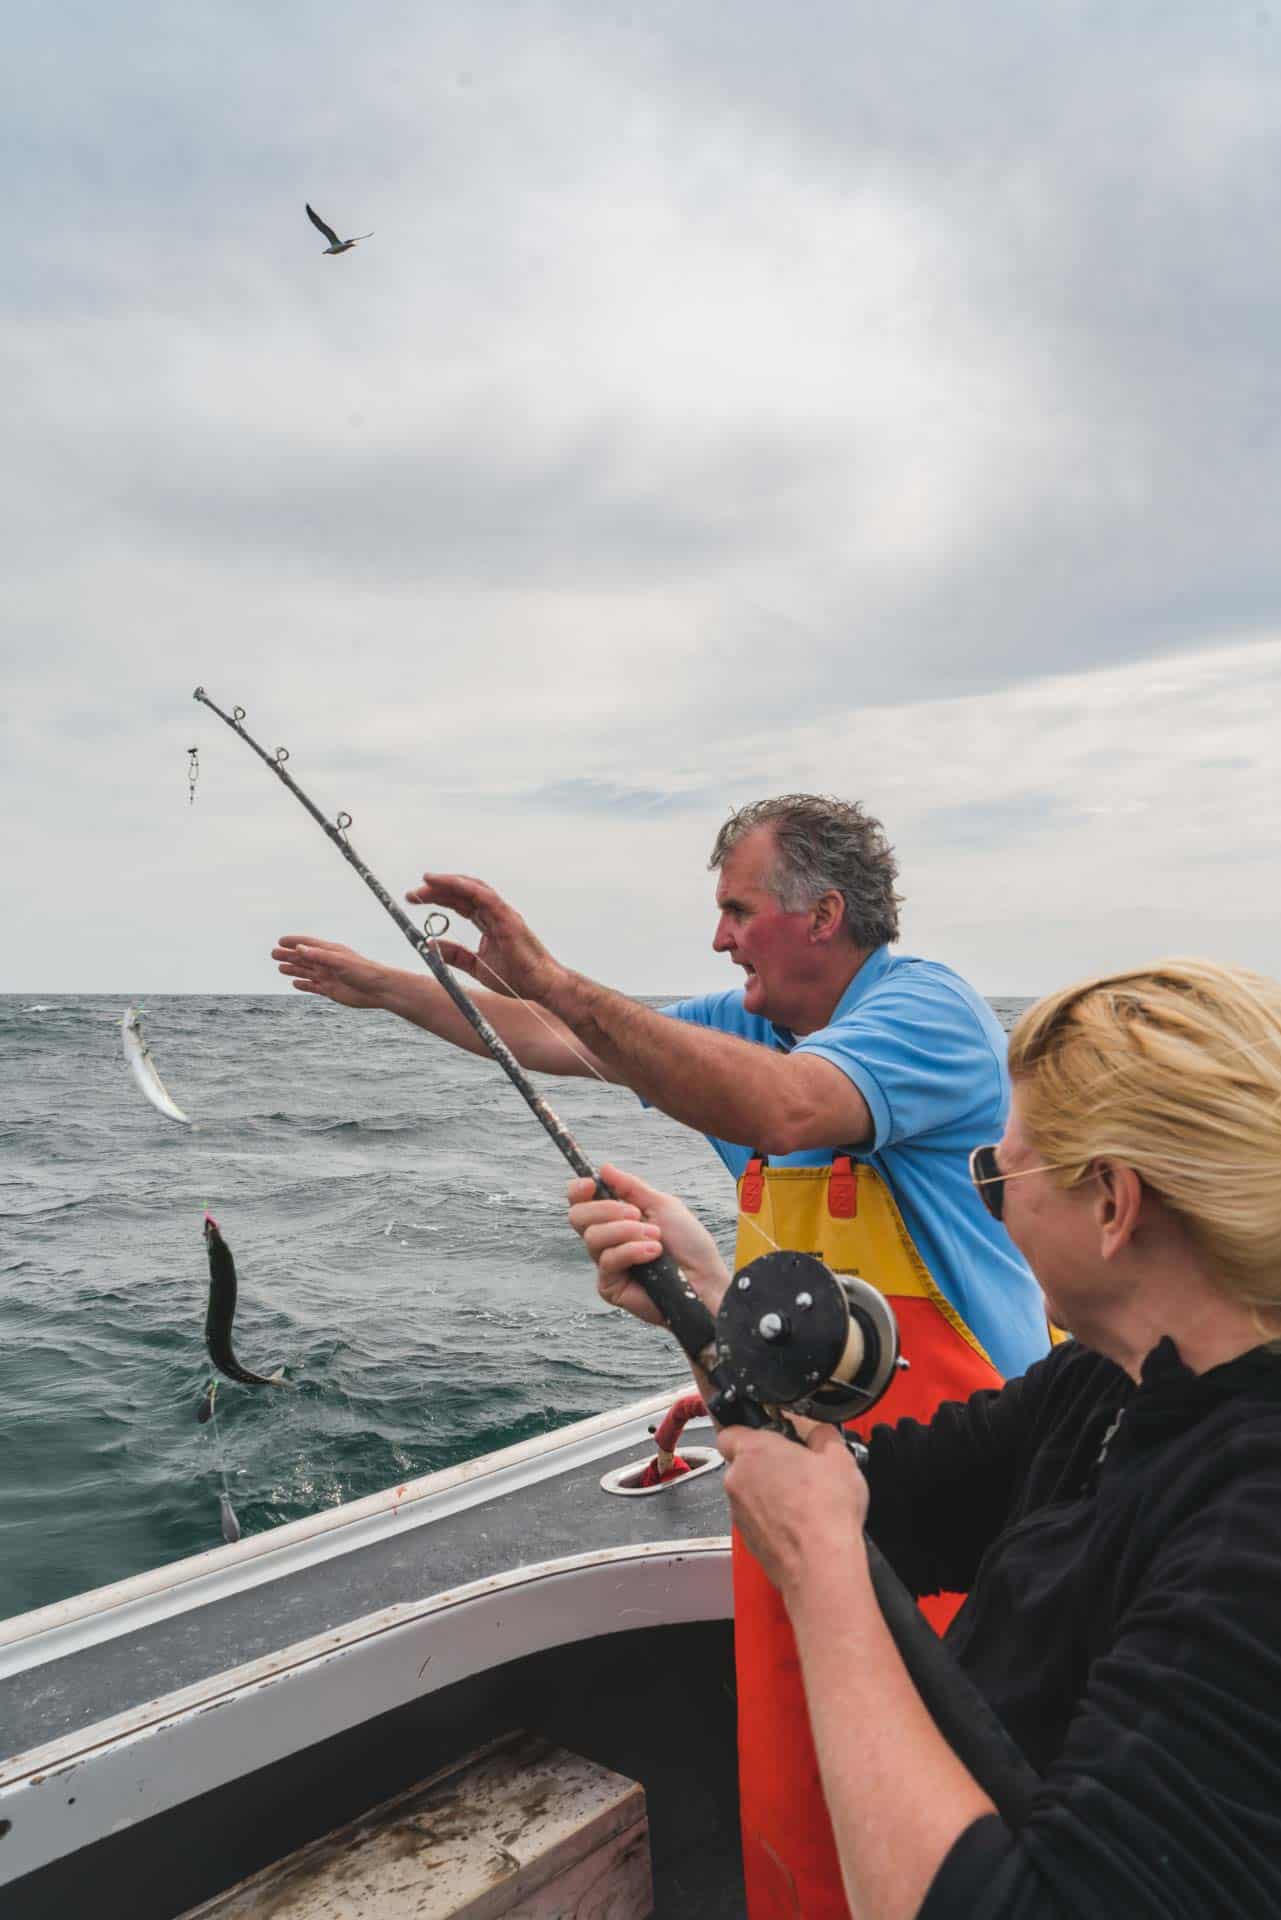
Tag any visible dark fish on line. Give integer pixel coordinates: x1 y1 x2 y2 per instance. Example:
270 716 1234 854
219 1493 242 1544
195 1380 216 1424
202 1214 286 1388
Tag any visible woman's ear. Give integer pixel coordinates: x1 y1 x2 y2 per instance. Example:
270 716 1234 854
1098 1161 1145 1260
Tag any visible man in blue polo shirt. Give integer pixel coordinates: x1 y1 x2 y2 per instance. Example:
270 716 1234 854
275 793 1043 1376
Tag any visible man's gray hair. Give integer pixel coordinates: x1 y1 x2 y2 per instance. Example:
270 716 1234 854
709 795 902 948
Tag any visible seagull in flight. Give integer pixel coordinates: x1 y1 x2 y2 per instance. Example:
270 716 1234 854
305 203 373 255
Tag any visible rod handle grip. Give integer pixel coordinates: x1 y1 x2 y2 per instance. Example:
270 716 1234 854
624 1248 719 1359
590 1178 719 1359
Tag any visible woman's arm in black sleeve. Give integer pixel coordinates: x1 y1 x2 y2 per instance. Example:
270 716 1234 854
863 1340 1089 1597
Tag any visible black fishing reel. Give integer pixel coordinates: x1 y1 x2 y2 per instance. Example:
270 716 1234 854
706 1250 905 1429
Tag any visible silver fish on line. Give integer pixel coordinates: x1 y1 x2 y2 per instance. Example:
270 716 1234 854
121 1008 191 1125
305 203 373 255
219 1494 242 1544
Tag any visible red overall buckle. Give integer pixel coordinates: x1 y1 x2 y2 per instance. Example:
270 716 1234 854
828 1154 858 1218
741 1155 765 1213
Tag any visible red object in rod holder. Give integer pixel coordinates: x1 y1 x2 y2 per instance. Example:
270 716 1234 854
637 1391 706 1487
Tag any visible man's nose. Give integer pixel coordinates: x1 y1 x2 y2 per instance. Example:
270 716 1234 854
712 915 734 953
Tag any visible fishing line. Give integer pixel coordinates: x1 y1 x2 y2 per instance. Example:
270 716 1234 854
206 1386 232 1497
737 1181 785 1262
205 1388 242 1543
187 746 200 806
469 952 616 1089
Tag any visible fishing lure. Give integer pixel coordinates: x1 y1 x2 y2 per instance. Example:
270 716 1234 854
203 1214 286 1387
196 1372 245 1544
122 1007 191 1125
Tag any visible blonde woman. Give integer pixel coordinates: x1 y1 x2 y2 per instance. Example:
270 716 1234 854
569 959 1281 1920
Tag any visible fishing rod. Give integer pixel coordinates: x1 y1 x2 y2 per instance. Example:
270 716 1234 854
192 685 900 1434
192 686 720 1371
192 685 1042 1823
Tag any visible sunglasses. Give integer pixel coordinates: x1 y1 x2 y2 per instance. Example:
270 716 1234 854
968 1144 1092 1223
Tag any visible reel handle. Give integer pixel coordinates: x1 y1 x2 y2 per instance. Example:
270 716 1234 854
621 1247 719 1359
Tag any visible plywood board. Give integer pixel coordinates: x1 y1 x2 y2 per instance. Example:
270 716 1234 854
182 1731 652 1919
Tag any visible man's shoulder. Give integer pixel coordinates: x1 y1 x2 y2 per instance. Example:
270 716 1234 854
836 951 1002 1040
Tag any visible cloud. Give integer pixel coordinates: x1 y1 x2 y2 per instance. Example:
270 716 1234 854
914 794 1073 849
2 3 1280 991
513 779 716 817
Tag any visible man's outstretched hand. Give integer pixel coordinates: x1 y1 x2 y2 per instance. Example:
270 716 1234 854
272 936 391 1009
406 872 564 1004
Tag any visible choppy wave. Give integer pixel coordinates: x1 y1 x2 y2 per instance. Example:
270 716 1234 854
0 993 733 1620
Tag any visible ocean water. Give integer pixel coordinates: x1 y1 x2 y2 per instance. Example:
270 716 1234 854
0 991 1030 1623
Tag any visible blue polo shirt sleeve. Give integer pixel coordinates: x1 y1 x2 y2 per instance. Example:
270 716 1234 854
660 988 775 1044
794 972 1006 1152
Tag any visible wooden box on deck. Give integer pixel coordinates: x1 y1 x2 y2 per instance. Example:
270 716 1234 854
180 1730 653 1919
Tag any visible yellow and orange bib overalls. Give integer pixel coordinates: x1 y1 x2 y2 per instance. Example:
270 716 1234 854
732 1151 1003 1920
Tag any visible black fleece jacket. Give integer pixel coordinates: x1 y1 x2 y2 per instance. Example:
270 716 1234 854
862 1335 1281 1919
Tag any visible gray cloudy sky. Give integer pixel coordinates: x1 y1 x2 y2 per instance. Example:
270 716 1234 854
3 1 1279 996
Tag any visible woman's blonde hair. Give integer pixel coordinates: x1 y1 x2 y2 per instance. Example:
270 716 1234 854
1007 958 1281 1316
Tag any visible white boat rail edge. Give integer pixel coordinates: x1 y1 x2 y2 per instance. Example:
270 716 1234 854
0 1538 733 1887
0 1382 701 1677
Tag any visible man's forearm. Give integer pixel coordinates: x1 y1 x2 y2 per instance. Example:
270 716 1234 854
377 967 611 1078
542 969 838 1151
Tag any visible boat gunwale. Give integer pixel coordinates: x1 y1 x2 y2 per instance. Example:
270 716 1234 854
0 1540 733 1887
0 1382 702 1671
